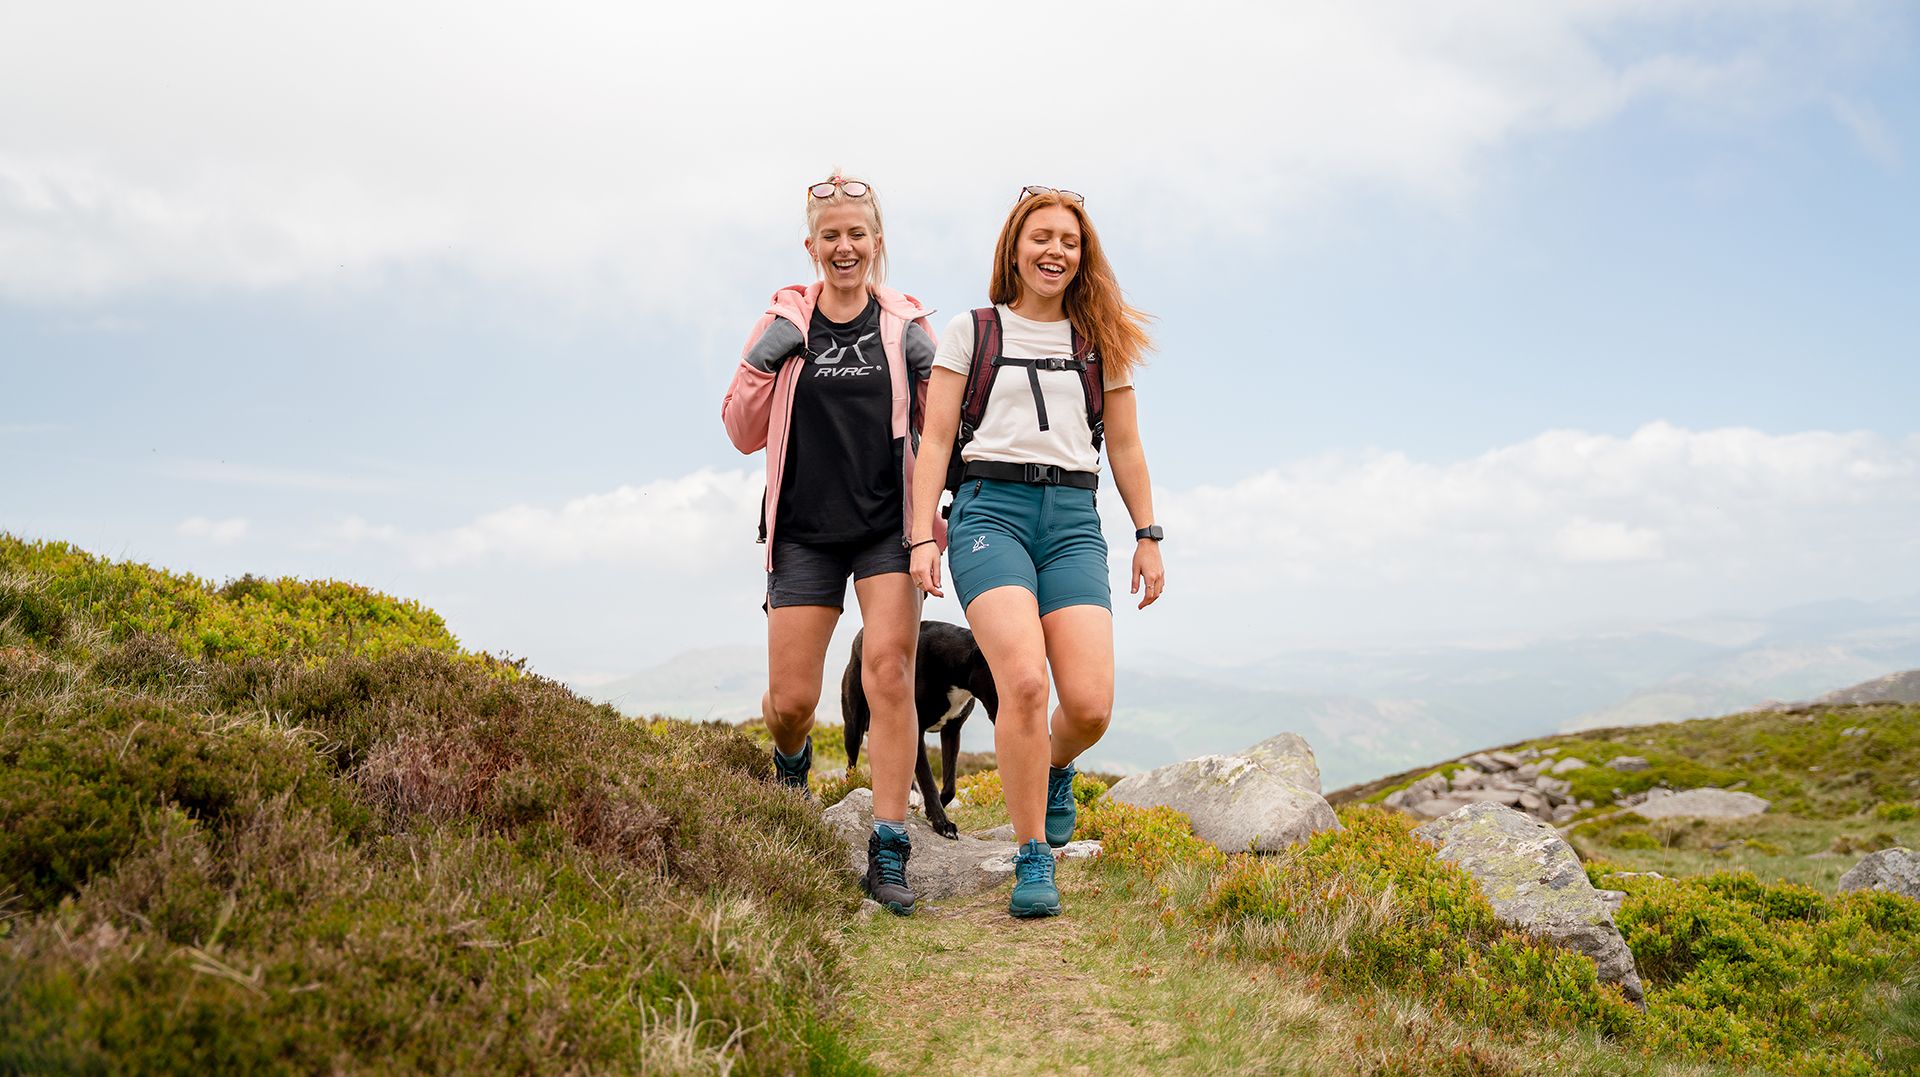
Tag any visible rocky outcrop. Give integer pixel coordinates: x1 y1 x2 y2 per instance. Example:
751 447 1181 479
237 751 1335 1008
1606 756 1650 772
1243 732 1323 793
1415 803 1645 1006
1383 746 1587 825
822 789 1003 902
1627 788 1769 821
1836 847 1920 899
1108 734 1339 853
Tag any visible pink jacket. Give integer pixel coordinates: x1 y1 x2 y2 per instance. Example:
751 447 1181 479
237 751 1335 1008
721 282 947 570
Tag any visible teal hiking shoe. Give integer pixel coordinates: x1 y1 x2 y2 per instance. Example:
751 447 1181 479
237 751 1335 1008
864 830 916 916
1045 763 1077 848
1009 839 1060 918
773 736 812 799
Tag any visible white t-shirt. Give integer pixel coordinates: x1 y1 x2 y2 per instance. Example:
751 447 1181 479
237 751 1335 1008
933 305 1133 474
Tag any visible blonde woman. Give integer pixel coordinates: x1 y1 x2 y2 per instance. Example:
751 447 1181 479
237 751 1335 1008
909 186 1163 918
721 174 940 915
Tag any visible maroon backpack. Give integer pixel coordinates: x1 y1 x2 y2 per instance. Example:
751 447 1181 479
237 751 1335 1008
943 307 1104 497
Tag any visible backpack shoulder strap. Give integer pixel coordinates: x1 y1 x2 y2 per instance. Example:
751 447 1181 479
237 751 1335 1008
1070 324 1105 450
960 307 1002 433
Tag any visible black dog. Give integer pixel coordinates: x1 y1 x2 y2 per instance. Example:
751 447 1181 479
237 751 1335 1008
843 620 998 839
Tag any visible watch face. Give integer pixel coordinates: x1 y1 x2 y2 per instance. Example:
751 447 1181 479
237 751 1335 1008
1137 525 1164 541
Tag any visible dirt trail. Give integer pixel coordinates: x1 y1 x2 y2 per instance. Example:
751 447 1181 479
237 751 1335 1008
838 866 1316 1075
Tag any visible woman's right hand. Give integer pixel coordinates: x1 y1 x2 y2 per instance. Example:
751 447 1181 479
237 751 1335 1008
910 540 943 598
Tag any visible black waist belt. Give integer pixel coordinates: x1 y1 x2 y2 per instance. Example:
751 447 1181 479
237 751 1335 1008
963 461 1099 489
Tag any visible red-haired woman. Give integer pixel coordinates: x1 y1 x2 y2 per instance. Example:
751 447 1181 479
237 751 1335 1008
908 186 1163 918
722 174 940 916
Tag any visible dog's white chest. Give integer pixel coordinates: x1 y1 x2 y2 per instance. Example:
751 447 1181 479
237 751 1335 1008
925 687 973 733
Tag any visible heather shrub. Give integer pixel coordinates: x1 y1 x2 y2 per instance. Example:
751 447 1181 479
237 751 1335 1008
0 536 871 1073
1608 869 1920 1075
1198 808 1638 1039
1079 797 1226 877
955 767 1002 807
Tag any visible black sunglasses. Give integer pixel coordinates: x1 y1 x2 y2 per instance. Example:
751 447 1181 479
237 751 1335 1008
1018 185 1085 205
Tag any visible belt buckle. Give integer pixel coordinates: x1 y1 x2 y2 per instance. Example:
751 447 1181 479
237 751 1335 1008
1024 463 1058 485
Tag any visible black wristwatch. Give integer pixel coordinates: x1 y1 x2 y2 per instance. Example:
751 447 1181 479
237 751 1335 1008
1135 525 1164 542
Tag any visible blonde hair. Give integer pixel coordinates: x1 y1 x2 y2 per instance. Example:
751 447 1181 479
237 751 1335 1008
804 169 888 286
989 190 1151 380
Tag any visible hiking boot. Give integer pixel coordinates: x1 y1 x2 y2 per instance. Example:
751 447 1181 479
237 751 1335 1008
773 736 812 799
1009 839 1060 918
864 830 916 916
1045 763 1077 848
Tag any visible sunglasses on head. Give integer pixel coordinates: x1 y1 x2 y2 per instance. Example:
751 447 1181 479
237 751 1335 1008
808 178 871 200
1019 185 1085 205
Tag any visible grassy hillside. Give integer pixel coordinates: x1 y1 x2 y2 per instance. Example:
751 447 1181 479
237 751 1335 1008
6 534 1916 1075
1338 703 1920 891
0 535 864 1074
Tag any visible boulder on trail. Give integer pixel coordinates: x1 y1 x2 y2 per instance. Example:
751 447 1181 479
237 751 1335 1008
1414 803 1645 1007
1108 734 1340 853
1627 788 1768 821
822 789 1016 902
1836 847 1920 900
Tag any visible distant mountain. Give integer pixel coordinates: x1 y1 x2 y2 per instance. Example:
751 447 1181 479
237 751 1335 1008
582 592 1920 790
579 645 772 723
1816 668 1920 705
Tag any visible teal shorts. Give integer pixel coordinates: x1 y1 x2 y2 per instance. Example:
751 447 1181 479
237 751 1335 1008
946 477 1111 615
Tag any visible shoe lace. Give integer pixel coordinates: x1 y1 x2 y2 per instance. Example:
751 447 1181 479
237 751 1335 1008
1048 769 1076 812
873 841 909 888
1014 847 1053 886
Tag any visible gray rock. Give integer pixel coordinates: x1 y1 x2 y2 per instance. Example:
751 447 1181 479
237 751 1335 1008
974 823 1016 841
1629 788 1769 821
1515 763 1545 781
1450 769 1487 791
1109 746 1341 852
982 839 1103 874
1836 847 1920 899
1841 726 1869 738
1550 756 1589 774
822 788 1017 902
1414 804 1644 1006
1244 732 1324 794
1550 803 1579 824
858 899 885 921
1607 756 1650 772
1518 790 1547 813
1454 788 1525 807
1410 796 1473 819
1408 773 1449 800
1466 752 1508 772
1535 777 1573 799
1488 751 1525 770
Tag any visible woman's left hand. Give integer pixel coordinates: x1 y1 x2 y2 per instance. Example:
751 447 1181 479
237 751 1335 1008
1131 539 1165 610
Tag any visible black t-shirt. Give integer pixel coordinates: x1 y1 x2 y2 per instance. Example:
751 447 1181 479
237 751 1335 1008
776 298 902 544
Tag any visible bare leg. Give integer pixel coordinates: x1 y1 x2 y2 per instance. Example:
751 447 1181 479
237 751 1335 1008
764 604 839 757
1042 604 1114 768
851 573 920 822
965 585 1050 845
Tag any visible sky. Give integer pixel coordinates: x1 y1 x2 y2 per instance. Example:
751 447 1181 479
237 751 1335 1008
3 1 1918 684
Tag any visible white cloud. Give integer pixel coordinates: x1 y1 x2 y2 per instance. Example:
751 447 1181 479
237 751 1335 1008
176 516 249 545
339 423 1920 662
0 1 1882 304
344 468 763 569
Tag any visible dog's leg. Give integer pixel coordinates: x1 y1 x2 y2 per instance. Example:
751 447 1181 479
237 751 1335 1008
939 709 968 806
841 651 866 770
915 739 957 839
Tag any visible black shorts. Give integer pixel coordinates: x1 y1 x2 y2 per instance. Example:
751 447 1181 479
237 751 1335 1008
765 532 909 610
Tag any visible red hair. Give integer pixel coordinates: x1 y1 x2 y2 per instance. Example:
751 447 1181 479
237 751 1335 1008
988 191 1151 381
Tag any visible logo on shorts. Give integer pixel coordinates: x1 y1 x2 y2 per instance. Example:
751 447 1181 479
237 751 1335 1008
970 535 990 553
